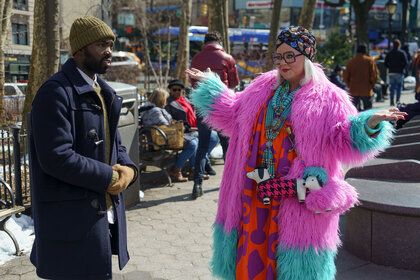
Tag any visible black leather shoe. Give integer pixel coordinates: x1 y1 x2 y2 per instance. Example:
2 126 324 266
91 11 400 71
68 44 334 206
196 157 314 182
192 179 203 200
205 163 216 176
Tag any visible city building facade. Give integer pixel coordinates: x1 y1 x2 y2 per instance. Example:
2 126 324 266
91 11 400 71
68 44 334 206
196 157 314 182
5 0 34 82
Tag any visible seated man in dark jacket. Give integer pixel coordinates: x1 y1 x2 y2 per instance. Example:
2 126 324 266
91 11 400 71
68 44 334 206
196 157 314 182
329 65 347 90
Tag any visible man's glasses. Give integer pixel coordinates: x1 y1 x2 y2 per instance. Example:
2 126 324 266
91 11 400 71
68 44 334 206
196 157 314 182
171 88 182 92
272 52 303 65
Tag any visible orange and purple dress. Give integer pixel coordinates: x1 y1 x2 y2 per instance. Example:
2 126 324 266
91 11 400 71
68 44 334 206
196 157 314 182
236 93 297 279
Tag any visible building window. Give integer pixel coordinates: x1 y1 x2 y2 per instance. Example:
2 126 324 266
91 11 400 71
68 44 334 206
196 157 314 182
12 0 28 11
12 24 28 45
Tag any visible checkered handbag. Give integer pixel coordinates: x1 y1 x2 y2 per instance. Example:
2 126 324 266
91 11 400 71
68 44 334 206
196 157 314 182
257 178 297 200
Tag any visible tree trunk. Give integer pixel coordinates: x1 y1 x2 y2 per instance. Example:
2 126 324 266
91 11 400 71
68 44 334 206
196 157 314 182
22 0 60 127
350 0 375 47
401 0 409 46
298 0 317 30
208 0 230 53
0 0 12 127
175 0 192 85
222 0 230 54
264 0 283 72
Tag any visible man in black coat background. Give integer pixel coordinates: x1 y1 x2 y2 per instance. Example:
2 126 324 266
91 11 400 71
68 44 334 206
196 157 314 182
385 39 409 106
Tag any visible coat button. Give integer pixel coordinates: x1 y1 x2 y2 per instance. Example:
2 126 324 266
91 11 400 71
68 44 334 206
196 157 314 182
90 199 99 209
88 129 97 139
91 104 102 111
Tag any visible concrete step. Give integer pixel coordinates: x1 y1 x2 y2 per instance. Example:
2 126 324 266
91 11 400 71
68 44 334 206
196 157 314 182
345 158 420 182
378 142 420 160
392 132 420 145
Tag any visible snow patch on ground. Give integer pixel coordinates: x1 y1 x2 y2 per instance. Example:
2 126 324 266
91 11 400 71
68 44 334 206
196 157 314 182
0 214 34 265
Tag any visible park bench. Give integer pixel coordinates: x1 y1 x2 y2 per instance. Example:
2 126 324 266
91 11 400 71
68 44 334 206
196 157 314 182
0 178 25 256
138 124 180 187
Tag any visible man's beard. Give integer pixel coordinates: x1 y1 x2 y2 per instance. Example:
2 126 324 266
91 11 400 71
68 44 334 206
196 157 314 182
83 48 110 74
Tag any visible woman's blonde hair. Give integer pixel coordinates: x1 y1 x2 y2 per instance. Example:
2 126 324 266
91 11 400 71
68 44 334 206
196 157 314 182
148 88 169 107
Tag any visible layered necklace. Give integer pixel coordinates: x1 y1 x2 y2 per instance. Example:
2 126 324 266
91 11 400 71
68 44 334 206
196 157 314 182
262 81 300 178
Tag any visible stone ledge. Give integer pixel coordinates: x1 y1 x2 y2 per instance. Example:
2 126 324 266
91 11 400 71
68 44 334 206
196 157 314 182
344 178 420 271
346 178 420 216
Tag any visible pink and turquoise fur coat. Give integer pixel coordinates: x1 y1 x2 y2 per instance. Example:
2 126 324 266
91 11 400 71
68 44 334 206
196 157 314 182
191 65 394 280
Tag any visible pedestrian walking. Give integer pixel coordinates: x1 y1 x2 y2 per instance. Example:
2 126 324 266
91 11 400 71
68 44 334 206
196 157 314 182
343 44 379 111
189 31 239 199
186 26 406 280
29 16 138 280
385 39 409 106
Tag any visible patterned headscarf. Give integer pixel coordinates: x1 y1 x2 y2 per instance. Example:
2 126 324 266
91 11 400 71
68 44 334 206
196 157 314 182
275 26 317 61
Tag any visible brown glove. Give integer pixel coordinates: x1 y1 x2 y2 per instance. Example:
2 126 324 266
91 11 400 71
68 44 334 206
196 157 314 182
107 170 122 195
109 164 135 193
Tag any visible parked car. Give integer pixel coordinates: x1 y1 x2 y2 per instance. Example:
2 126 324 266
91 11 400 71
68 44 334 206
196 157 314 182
4 82 27 121
111 51 142 70
101 51 142 85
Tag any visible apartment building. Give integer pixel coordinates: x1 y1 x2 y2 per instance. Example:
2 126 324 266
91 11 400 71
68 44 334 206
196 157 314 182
5 0 34 82
4 0 109 82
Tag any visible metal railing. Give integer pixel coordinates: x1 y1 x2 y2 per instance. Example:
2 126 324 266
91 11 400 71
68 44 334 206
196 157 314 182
0 125 30 208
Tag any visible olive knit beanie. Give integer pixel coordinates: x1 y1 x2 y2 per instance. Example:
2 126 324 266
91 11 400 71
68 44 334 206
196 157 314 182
69 16 115 55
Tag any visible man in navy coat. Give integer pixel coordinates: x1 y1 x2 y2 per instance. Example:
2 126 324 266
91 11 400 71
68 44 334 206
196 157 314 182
29 16 138 280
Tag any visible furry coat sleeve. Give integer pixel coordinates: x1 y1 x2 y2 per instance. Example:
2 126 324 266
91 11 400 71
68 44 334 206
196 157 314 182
287 67 394 214
190 72 239 137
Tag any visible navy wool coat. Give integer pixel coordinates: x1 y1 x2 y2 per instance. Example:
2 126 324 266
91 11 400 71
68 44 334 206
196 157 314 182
29 59 138 280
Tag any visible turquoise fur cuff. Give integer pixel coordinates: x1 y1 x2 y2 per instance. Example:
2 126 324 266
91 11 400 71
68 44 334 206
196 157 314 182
190 72 226 117
210 223 237 279
276 245 337 280
303 167 328 185
349 109 394 154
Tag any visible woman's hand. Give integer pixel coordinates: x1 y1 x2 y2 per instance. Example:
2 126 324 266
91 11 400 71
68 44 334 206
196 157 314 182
367 108 407 129
184 67 211 82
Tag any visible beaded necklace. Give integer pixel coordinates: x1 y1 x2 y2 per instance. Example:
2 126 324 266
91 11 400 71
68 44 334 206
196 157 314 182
263 81 300 178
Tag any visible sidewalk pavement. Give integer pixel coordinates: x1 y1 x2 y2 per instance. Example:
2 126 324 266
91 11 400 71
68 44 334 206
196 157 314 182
372 86 417 110
1 89 420 280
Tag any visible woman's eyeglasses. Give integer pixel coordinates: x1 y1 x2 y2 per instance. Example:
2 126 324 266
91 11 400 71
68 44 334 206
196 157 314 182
272 52 303 65
171 88 182 92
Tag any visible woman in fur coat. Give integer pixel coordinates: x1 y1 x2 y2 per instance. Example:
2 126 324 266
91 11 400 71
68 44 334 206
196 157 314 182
185 26 406 280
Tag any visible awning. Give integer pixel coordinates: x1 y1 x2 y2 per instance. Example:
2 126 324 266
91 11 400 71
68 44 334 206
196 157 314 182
154 26 270 43
375 38 392 49
146 5 180 12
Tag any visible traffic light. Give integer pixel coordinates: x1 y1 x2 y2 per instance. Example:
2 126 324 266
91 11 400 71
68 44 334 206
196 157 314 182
201 4 207 15
243 16 247 26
